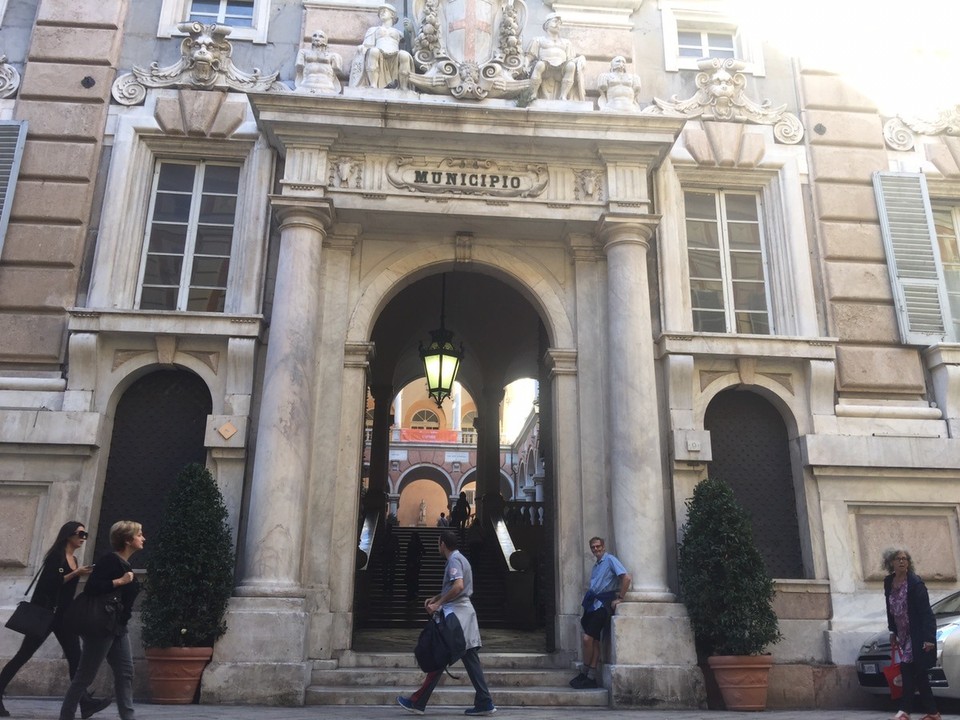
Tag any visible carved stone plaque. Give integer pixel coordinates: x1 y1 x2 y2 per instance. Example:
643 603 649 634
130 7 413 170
386 157 548 198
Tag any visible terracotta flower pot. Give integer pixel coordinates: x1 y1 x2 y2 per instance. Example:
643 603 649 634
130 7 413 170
144 646 213 704
707 653 774 711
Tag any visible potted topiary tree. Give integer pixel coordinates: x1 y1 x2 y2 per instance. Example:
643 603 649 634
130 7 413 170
678 476 782 711
141 463 235 704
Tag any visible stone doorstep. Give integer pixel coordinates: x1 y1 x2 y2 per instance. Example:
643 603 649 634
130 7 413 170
311 668 580 687
332 651 576 670
304 686 609 707
309 651 605 707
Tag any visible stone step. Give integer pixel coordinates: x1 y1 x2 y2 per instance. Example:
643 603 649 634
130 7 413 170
304 685 609 707
331 651 575 670
312 667 575 687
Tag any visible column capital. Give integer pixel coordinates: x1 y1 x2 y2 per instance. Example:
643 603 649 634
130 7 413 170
544 348 578 378
598 213 660 253
344 341 375 369
269 196 335 232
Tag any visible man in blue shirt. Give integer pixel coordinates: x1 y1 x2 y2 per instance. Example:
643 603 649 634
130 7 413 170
570 536 631 689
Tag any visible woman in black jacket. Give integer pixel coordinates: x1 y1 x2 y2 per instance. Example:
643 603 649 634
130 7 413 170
59 521 143 720
0 521 109 719
883 547 941 720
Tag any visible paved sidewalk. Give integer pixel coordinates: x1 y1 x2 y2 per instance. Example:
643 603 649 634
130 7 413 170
2 698 958 720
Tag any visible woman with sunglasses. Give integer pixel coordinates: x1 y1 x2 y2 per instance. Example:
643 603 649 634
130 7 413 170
0 522 110 719
59 520 143 720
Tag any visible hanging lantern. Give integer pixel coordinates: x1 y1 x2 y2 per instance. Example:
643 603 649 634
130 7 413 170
419 274 463 407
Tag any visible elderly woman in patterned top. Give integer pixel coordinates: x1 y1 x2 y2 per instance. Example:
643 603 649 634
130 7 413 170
883 547 940 720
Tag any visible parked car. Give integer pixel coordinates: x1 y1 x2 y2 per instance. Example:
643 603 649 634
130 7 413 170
857 589 960 698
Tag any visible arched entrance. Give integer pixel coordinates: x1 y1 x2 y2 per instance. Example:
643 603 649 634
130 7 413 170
95 369 212 564
354 270 556 647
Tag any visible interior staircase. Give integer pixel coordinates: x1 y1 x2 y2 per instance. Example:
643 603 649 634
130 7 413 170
360 526 512 628
306 649 608 707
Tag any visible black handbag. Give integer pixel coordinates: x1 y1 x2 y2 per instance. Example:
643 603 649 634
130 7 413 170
4 567 55 639
64 591 124 637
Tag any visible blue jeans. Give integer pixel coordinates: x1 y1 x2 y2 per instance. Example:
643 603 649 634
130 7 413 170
59 629 134 720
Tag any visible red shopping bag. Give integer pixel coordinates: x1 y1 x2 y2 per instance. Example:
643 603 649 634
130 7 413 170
882 648 903 700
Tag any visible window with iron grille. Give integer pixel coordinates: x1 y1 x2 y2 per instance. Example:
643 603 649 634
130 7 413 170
685 189 771 334
136 160 240 313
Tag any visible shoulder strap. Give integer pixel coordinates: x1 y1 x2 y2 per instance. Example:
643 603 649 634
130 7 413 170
24 564 44 597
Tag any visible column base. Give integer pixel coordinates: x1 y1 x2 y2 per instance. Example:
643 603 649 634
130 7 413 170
200 596 310 705
604 601 706 708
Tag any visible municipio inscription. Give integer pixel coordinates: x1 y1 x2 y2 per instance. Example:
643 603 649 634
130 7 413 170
387 157 548 198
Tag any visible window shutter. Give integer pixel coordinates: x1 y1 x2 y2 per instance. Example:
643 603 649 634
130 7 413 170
873 171 951 345
0 120 27 256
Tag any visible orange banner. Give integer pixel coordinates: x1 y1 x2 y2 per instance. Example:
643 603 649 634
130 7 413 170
399 428 459 443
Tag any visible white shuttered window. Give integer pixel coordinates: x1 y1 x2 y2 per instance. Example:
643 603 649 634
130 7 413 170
0 121 27 257
873 171 955 344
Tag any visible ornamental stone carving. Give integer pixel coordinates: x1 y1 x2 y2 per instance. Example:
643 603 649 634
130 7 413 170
0 56 20 99
407 0 531 100
884 106 960 151
597 56 641 112
111 22 286 106
526 13 586 102
348 4 413 91
642 58 803 145
295 30 343 95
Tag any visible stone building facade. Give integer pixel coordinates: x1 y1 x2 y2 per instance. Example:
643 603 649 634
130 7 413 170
0 0 958 709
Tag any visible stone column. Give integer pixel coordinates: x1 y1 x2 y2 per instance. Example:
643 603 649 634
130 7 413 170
599 215 704 707
365 383 394 515
475 387 505 522
600 216 671 600
453 382 462 431
237 199 333 596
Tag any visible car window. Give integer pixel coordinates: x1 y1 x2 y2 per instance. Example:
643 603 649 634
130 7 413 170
932 591 960 615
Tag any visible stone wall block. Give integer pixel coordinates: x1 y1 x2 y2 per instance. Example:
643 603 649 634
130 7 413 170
36 0 127 28
819 221 885 261
1 224 86 266
28 27 123 64
0 313 66 362
835 345 925 394
814 183 879 223
804 110 885 148
809 146 888 183
11 179 93 223
14 100 107 140
800 73 878 112
830 302 899 343
20 64 116 102
0 266 81 308
303 8 381 44
824 260 892 303
19 140 98 181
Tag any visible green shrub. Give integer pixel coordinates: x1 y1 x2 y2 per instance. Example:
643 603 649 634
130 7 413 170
141 463 235 648
678 476 781 656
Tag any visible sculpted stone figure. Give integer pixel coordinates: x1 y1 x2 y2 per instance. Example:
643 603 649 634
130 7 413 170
349 4 413 91
526 13 585 102
295 30 342 94
597 56 642 112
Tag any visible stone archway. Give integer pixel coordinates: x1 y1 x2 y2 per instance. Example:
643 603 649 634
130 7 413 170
350 267 562 641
